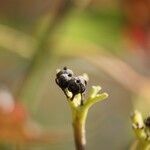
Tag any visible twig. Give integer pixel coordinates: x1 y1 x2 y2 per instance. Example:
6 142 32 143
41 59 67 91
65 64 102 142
68 86 108 150
18 0 73 107
73 112 86 150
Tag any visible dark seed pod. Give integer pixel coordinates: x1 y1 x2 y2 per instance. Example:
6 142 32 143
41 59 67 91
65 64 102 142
56 67 74 78
68 77 80 95
56 67 74 89
56 74 71 89
55 67 88 103
68 76 87 100
145 116 150 128
77 76 87 92
55 67 74 98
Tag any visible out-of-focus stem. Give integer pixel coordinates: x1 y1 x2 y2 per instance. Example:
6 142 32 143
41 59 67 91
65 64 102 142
18 0 73 108
130 140 150 150
131 111 150 150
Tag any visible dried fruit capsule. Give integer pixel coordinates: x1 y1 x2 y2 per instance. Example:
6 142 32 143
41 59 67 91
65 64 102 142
55 67 74 98
56 67 73 78
55 67 88 104
56 67 74 89
68 76 88 104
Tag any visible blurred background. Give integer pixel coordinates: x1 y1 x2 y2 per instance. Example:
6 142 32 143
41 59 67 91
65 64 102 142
0 0 150 149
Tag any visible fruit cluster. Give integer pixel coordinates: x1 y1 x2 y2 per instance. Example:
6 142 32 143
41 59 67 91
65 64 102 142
55 67 88 105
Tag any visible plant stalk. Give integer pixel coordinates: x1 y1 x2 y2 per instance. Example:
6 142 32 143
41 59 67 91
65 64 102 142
130 140 150 150
71 108 88 150
73 116 86 150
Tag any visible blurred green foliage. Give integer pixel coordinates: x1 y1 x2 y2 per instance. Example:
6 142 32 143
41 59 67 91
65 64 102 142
58 9 123 53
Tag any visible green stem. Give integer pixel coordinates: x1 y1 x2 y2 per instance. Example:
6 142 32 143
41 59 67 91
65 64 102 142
130 138 150 150
67 86 108 150
73 118 85 150
72 109 87 150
